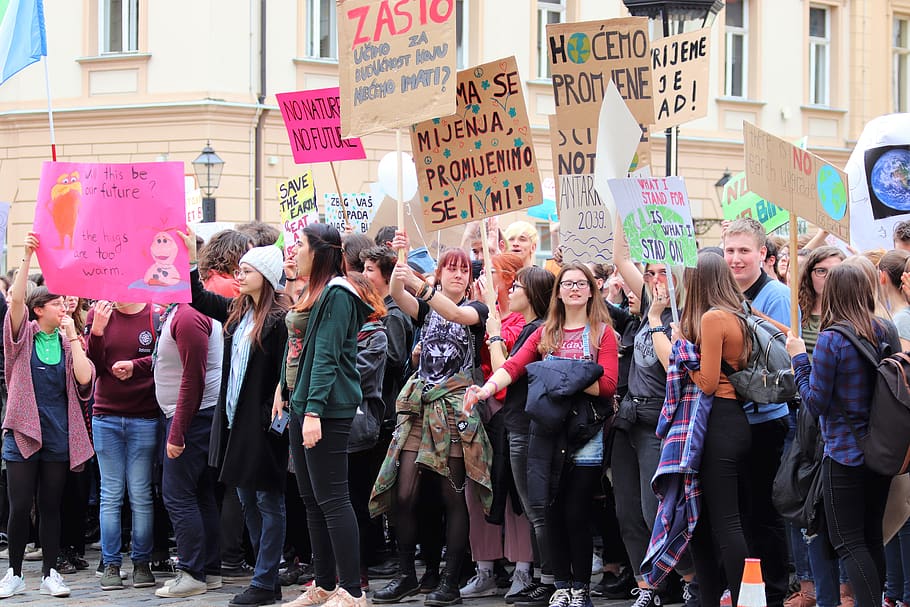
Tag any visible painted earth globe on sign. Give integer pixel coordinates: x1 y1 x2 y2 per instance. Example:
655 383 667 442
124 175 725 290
870 148 910 212
567 33 591 64
816 164 847 220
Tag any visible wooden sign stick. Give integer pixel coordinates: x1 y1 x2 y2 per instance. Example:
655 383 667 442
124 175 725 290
329 161 352 233
789 215 799 331
480 219 497 312
396 129 406 263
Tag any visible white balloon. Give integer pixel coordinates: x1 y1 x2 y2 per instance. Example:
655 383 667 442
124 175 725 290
377 152 418 201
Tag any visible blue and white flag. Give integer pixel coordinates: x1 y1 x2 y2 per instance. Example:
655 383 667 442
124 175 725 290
0 0 46 86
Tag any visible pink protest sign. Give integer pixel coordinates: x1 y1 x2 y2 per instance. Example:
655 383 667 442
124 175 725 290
33 161 191 303
276 87 366 164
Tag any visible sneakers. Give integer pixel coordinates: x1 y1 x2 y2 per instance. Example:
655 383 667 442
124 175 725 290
156 570 207 597
65 549 89 571
133 561 157 588
100 564 125 590
547 587 573 607
95 559 128 579
683 579 700 607
0 569 25 599
720 589 732 607
568 585 592 607
505 569 533 602
230 584 279 606
459 567 500 598
222 562 256 581
55 552 77 575
23 545 42 561
40 568 71 597
515 582 557 606
591 568 635 599
282 584 338 607
630 587 662 607
164 573 222 590
323 587 368 607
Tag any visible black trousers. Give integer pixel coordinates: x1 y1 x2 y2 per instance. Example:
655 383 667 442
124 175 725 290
547 465 601 584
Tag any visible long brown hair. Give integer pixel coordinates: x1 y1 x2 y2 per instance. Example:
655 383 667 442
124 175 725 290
797 246 845 327
347 272 385 323
880 249 910 290
294 223 346 312
820 264 883 343
225 280 289 350
680 252 750 366
538 262 612 355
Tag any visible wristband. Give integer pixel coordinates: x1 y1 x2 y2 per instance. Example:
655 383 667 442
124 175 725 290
304 412 320 418
286 276 298 282
425 289 436 303
69 337 80 343
648 326 669 334
485 379 500 395
486 335 504 345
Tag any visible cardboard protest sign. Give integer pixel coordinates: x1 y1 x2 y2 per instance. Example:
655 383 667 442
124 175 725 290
278 172 318 247
547 17 652 169
0 201 10 262
33 162 190 302
744 122 850 241
276 88 366 164
720 171 789 233
185 176 204 225
609 176 697 267
411 56 541 230
337 0 456 137
323 193 379 234
651 28 711 130
846 114 910 250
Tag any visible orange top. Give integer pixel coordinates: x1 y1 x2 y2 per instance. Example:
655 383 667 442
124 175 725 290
688 309 743 399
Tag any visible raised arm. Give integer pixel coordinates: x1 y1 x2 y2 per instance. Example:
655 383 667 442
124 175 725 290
613 213 645 303
8 232 38 341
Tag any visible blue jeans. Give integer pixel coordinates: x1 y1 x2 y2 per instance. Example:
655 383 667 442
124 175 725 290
236 486 286 591
92 415 159 566
885 519 910 603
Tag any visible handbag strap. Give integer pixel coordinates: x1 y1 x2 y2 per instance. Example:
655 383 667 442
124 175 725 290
545 324 593 361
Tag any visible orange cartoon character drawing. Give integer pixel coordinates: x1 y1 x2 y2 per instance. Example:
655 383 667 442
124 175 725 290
144 231 181 287
48 171 82 248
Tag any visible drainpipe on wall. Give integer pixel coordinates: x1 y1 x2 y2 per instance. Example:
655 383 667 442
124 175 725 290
253 0 267 220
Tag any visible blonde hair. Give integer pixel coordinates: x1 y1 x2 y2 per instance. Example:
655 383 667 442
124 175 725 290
504 221 538 246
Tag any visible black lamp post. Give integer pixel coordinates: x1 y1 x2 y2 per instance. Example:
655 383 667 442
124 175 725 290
714 169 732 205
192 142 225 223
623 0 724 177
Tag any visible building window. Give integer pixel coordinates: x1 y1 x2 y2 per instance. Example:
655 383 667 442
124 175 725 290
895 17 910 112
307 0 337 59
100 0 139 54
537 0 565 78
808 5 830 105
724 0 747 97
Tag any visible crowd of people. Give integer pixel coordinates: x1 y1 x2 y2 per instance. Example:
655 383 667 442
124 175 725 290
0 212 909 607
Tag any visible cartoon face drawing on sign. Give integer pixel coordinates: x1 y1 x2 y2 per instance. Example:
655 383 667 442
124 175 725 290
48 171 82 249
143 231 181 287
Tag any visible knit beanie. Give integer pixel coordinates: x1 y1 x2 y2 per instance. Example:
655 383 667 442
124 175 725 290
239 245 284 290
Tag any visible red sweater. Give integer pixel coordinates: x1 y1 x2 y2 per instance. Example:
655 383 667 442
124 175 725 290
85 306 159 418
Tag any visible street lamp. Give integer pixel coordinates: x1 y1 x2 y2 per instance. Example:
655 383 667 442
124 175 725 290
623 0 724 176
192 142 225 223
714 169 732 205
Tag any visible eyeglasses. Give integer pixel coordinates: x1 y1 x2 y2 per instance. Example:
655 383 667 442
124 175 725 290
510 282 525 292
559 280 590 290
644 269 669 280
233 268 257 279
812 267 830 277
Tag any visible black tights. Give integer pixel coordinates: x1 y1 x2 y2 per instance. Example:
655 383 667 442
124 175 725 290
548 465 602 584
7 460 68 577
396 451 468 578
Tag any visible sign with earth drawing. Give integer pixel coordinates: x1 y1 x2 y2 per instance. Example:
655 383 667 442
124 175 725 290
608 176 697 268
744 122 849 241
864 145 910 220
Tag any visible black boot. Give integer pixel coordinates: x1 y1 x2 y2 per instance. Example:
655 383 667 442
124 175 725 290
425 566 463 606
373 551 419 604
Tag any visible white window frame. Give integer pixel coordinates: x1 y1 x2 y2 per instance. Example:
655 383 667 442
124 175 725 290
895 16 910 112
307 0 337 59
808 5 831 106
723 0 748 97
537 0 566 79
99 0 139 54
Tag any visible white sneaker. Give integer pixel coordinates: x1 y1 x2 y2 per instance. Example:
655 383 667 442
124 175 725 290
506 568 533 600
23 546 42 561
163 572 222 589
591 552 603 573
459 567 500 598
0 568 24 598
40 568 70 597
155 571 207 598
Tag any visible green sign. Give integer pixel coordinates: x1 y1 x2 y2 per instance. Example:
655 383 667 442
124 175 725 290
720 172 789 233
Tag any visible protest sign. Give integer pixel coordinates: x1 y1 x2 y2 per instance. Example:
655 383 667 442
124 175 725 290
337 0 456 137
0 201 10 263
278 172 319 247
720 171 789 233
744 122 849 241
323 193 379 234
651 28 711 130
33 162 189 302
276 88 366 164
547 17 652 168
411 56 541 230
608 176 697 267
185 176 204 225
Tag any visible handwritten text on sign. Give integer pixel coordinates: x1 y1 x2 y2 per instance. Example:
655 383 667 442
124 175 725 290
651 28 711 130
720 171 789 233
744 122 850 241
276 88 366 164
609 176 697 268
33 161 190 302
558 174 613 264
323 193 379 234
547 17 653 168
337 0 456 137
411 56 541 229
278 172 318 247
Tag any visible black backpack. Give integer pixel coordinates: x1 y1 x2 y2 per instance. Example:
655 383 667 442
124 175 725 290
828 323 910 476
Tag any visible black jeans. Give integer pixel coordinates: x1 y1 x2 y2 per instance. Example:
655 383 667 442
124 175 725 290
509 430 551 580
6 459 68 577
822 457 890 607
745 416 790 607
548 465 601 584
690 397 752 607
289 414 362 597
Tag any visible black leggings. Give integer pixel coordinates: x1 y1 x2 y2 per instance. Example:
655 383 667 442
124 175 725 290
7 459 68 576
396 451 468 578
548 465 602 584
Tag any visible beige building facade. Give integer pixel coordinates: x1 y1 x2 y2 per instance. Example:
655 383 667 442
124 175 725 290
0 0 907 267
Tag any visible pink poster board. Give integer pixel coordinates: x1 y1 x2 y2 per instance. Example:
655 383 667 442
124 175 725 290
33 161 191 303
276 87 366 164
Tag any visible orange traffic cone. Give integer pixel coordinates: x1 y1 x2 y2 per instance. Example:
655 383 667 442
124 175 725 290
737 558 766 607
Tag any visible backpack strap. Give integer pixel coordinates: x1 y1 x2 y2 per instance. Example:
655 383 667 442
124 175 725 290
827 324 881 368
